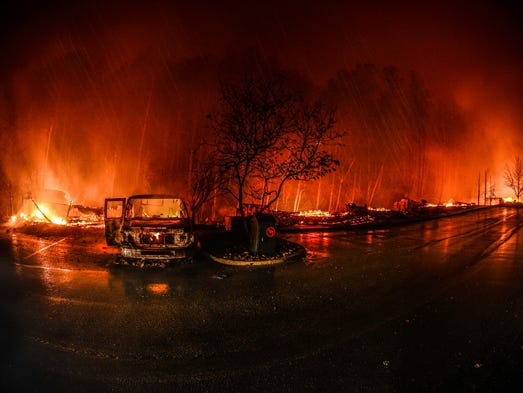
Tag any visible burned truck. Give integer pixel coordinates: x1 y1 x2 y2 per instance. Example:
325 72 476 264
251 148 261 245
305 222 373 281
104 194 195 263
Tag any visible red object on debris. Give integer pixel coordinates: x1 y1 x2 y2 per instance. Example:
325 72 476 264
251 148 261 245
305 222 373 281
265 226 277 238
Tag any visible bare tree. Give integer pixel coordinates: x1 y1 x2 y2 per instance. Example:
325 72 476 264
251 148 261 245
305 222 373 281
187 163 218 224
208 73 343 219
504 155 523 202
186 143 229 224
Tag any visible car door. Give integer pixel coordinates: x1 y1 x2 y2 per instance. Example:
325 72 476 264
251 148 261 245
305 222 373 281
104 198 126 246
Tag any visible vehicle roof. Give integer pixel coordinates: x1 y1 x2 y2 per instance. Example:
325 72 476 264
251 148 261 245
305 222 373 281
127 194 184 200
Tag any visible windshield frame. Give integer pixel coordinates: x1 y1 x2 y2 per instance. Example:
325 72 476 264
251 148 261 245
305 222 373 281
126 196 188 220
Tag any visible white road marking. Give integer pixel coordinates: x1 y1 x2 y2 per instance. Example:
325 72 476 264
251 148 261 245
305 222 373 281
24 237 66 259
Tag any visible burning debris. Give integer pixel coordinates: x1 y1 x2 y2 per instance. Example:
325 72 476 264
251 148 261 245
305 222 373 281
9 189 103 226
270 197 483 231
272 204 376 229
392 198 424 213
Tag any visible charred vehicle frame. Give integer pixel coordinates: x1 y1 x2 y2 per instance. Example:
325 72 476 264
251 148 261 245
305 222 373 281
104 194 195 263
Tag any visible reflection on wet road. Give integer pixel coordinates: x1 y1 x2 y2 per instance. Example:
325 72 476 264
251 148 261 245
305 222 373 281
1 207 522 392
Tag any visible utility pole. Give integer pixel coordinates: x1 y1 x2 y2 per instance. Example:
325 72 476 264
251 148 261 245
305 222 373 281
484 170 487 206
477 173 480 206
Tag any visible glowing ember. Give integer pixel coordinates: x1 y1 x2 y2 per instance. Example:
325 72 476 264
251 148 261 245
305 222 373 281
298 210 333 217
367 207 391 212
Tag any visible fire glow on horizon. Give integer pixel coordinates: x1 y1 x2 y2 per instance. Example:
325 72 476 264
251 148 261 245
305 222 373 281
0 1 522 219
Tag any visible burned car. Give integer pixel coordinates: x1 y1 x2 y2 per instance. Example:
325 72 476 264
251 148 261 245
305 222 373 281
104 194 195 262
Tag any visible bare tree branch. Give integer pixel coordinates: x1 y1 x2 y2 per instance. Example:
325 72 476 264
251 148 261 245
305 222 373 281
206 72 345 217
504 155 523 202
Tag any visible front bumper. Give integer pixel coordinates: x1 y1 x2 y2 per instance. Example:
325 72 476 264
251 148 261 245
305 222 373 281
120 246 192 260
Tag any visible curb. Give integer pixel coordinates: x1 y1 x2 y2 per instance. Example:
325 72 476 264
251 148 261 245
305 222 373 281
201 239 307 267
204 253 287 266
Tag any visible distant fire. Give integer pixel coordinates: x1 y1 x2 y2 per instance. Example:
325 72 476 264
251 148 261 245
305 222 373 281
298 210 332 217
367 207 390 212
444 199 473 208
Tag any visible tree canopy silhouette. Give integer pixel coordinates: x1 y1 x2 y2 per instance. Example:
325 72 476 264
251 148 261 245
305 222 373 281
207 73 343 218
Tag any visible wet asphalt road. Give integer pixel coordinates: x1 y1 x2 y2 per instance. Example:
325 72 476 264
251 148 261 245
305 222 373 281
1 207 523 393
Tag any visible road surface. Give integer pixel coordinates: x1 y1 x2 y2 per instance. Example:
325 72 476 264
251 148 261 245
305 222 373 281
1 207 522 392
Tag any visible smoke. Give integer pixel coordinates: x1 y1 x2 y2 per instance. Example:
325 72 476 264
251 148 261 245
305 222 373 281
0 0 522 214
